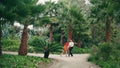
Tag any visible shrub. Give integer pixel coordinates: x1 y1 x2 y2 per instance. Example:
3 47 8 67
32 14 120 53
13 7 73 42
48 42 62 53
89 42 120 68
90 45 98 55
98 43 113 61
28 37 45 52
28 36 62 53
73 46 90 54
2 39 20 51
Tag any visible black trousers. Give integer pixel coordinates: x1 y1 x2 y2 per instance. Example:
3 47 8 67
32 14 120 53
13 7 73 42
68 47 73 57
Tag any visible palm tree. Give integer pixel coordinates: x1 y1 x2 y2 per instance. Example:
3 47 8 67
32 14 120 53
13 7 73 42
0 0 45 56
58 0 74 41
90 0 116 42
58 0 85 41
57 1 83 45
42 1 60 43
15 0 45 55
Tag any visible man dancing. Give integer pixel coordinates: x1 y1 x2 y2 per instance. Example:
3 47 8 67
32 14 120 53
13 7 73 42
68 40 74 57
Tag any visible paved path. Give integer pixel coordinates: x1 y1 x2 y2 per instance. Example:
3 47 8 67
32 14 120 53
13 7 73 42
3 51 100 68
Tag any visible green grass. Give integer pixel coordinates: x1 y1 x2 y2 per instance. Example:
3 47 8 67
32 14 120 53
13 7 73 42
0 54 51 68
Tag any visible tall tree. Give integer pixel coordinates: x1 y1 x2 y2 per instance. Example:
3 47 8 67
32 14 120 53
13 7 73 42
42 1 59 43
57 0 74 41
15 0 45 55
58 0 90 42
90 0 118 42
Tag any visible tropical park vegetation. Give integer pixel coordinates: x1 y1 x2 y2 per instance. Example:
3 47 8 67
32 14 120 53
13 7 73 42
0 0 120 68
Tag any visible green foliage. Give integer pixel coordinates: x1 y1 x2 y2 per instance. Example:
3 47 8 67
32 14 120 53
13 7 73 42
73 46 90 54
2 36 62 53
28 36 62 53
48 42 62 53
2 39 20 51
28 36 45 47
0 54 51 68
98 43 113 60
89 42 120 68
28 36 48 52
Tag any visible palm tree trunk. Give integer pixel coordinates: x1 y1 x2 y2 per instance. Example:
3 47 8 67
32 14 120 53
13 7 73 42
50 25 53 43
68 24 72 41
18 25 28 55
105 17 111 42
0 20 2 55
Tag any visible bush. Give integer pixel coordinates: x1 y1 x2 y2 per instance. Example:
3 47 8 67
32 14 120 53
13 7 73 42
28 36 62 53
48 42 62 53
2 39 20 51
98 43 113 61
89 42 120 68
73 46 90 54
28 37 45 52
